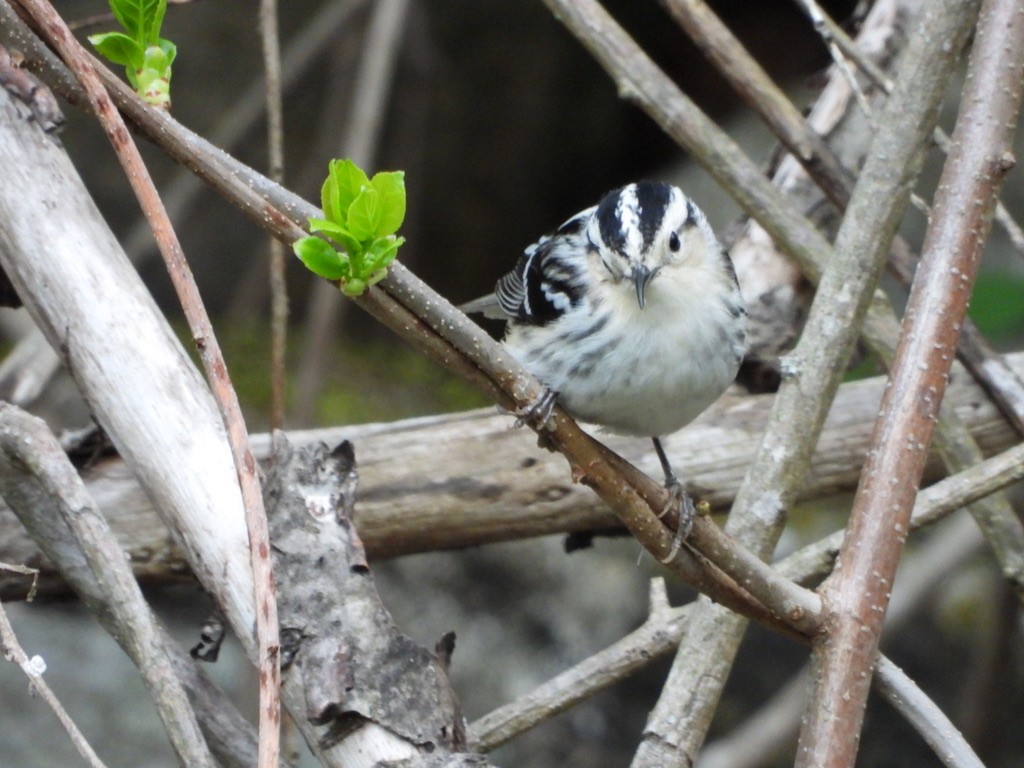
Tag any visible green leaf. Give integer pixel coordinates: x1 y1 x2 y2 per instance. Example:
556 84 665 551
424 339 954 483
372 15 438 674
308 218 362 257
365 235 404 272
329 159 370 222
369 171 406 237
320 173 342 225
142 44 169 73
108 0 161 42
88 32 145 67
293 236 349 281
148 0 168 43
157 38 176 67
346 188 382 241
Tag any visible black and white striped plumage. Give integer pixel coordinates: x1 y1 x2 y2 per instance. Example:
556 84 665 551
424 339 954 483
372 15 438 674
464 182 747 447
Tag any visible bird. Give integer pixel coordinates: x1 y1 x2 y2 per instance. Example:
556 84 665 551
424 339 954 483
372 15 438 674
462 181 747 540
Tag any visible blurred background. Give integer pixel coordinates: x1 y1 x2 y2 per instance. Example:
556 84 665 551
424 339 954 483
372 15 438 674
3 1 1024 767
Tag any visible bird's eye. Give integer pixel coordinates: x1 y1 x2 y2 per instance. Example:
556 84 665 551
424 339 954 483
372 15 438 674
668 231 681 253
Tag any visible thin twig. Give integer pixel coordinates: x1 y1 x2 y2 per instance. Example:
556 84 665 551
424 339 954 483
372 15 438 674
792 0 877 122
798 1 1024 763
8 2 282 766
873 657 985 768
0 404 216 768
0 587 108 768
259 0 288 430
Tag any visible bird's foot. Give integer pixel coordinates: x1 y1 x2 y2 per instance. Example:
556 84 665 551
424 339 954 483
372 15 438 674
659 480 697 564
511 388 559 432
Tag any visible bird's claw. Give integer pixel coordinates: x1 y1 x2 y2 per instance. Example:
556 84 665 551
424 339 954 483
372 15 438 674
512 388 559 431
659 481 696 564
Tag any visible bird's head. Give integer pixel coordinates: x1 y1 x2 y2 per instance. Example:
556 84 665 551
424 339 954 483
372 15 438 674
586 181 722 309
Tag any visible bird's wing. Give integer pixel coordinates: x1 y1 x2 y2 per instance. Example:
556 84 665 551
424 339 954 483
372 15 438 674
461 207 593 325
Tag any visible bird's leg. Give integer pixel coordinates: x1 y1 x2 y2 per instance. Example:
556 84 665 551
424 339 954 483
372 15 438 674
652 436 696 562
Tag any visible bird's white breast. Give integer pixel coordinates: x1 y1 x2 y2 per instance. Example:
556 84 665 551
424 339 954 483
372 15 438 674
506 263 744 437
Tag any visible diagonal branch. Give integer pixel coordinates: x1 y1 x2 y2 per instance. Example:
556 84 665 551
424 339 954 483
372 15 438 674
797 1 1024 764
470 432 1024 752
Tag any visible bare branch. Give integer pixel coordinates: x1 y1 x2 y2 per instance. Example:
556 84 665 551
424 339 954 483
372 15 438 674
470 435 1024 751
791 0 1024 260
4 350 1024 598
660 0 854 206
873 657 984 768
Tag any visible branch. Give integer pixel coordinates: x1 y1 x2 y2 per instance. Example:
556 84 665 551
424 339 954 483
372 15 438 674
873 657 984 768
791 0 1024 261
660 0 854 207
700 510 988 768
798 1 1024 764
471 454 1014 754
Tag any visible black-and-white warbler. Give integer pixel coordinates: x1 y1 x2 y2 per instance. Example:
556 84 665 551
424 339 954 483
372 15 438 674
463 181 747 536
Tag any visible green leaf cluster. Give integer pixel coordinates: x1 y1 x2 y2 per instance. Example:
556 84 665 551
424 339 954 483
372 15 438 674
293 159 407 296
88 0 175 107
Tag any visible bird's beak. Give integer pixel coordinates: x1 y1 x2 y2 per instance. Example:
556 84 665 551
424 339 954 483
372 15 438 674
632 264 656 309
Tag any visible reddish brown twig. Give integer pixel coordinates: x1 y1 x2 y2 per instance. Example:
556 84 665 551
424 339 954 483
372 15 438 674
797 1 1024 765
9 2 281 766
